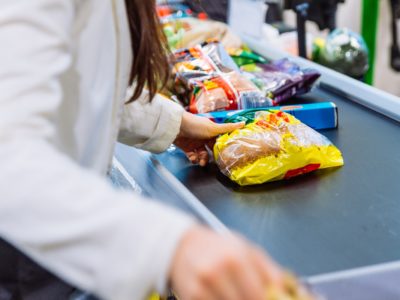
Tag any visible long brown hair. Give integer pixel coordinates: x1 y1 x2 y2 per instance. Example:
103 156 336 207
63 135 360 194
125 0 170 103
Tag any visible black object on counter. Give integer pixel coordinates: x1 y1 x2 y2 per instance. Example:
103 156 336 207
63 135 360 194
285 0 345 31
295 3 309 58
390 0 400 72
184 0 228 22
185 0 284 26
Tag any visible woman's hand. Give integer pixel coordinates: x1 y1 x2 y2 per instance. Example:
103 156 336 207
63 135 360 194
169 226 284 300
175 112 244 166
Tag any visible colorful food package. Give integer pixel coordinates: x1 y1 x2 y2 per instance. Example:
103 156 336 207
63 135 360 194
156 3 193 21
198 102 339 130
227 47 268 67
241 58 321 106
214 111 344 186
163 18 242 50
188 72 273 113
172 41 269 113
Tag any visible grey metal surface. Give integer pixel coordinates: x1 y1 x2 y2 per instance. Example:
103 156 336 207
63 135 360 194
155 87 400 277
114 145 229 227
308 261 400 300
113 40 400 298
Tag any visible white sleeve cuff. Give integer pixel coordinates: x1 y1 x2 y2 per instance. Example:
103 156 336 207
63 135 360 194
118 92 184 153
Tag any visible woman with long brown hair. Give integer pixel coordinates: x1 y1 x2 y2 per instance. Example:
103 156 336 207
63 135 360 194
0 0 283 299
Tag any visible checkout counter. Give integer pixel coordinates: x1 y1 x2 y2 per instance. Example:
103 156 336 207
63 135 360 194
111 38 400 299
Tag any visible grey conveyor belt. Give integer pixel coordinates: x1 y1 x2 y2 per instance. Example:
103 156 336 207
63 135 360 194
149 85 400 278
114 44 400 282
112 39 400 299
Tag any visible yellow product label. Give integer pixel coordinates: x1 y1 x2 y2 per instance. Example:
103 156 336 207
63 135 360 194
214 111 344 186
147 294 160 300
227 47 243 56
203 80 219 90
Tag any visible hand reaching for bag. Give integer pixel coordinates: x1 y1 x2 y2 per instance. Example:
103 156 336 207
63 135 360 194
175 112 244 166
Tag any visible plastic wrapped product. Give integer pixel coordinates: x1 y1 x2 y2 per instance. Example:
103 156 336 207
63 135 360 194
161 17 242 51
172 42 232 96
227 47 268 67
201 41 240 72
172 41 268 113
198 102 339 130
188 72 272 113
242 59 321 106
214 111 344 186
189 75 234 113
173 41 239 77
156 4 193 21
173 45 217 79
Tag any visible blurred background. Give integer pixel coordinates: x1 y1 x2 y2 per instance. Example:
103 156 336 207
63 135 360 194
284 0 400 96
159 0 400 96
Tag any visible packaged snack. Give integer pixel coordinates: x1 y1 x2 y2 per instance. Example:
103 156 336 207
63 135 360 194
242 59 321 106
198 102 338 130
188 72 272 113
214 111 343 186
189 75 236 113
227 47 267 67
201 41 240 72
173 45 217 78
157 4 193 21
161 17 242 51
172 41 268 113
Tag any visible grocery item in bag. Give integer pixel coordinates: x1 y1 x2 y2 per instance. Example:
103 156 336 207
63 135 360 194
198 102 338 130
172 41 268 113
188 72 271 113
227 47 267 67
242 59 321 106
214 111 343 186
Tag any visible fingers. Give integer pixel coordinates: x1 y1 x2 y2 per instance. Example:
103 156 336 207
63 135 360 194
227 238 272 300
186 151 199 165
233 259 266 300
185 149 209 167
180 112 245 140
226 235 284 300
170 227 286 300
208 275 241 300
251 247 284 288
198 150 209 167
179 282 218 300
211 121 245 137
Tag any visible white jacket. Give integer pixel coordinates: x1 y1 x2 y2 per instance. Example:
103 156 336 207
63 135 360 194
0 0 195 299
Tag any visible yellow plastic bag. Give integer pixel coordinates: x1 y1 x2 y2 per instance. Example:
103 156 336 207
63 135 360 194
214 111 344 186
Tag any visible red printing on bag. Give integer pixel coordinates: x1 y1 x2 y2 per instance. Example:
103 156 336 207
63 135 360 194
284 164 321 179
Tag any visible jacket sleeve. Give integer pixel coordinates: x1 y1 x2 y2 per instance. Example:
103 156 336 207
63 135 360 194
0 1 195 300
118 89 184 153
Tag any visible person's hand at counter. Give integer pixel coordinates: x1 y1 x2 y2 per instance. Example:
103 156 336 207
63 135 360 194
169 226 284 300
174 111 245 166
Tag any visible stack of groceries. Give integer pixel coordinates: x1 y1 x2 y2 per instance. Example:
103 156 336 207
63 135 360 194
165 38 343 187
152 3 342 299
